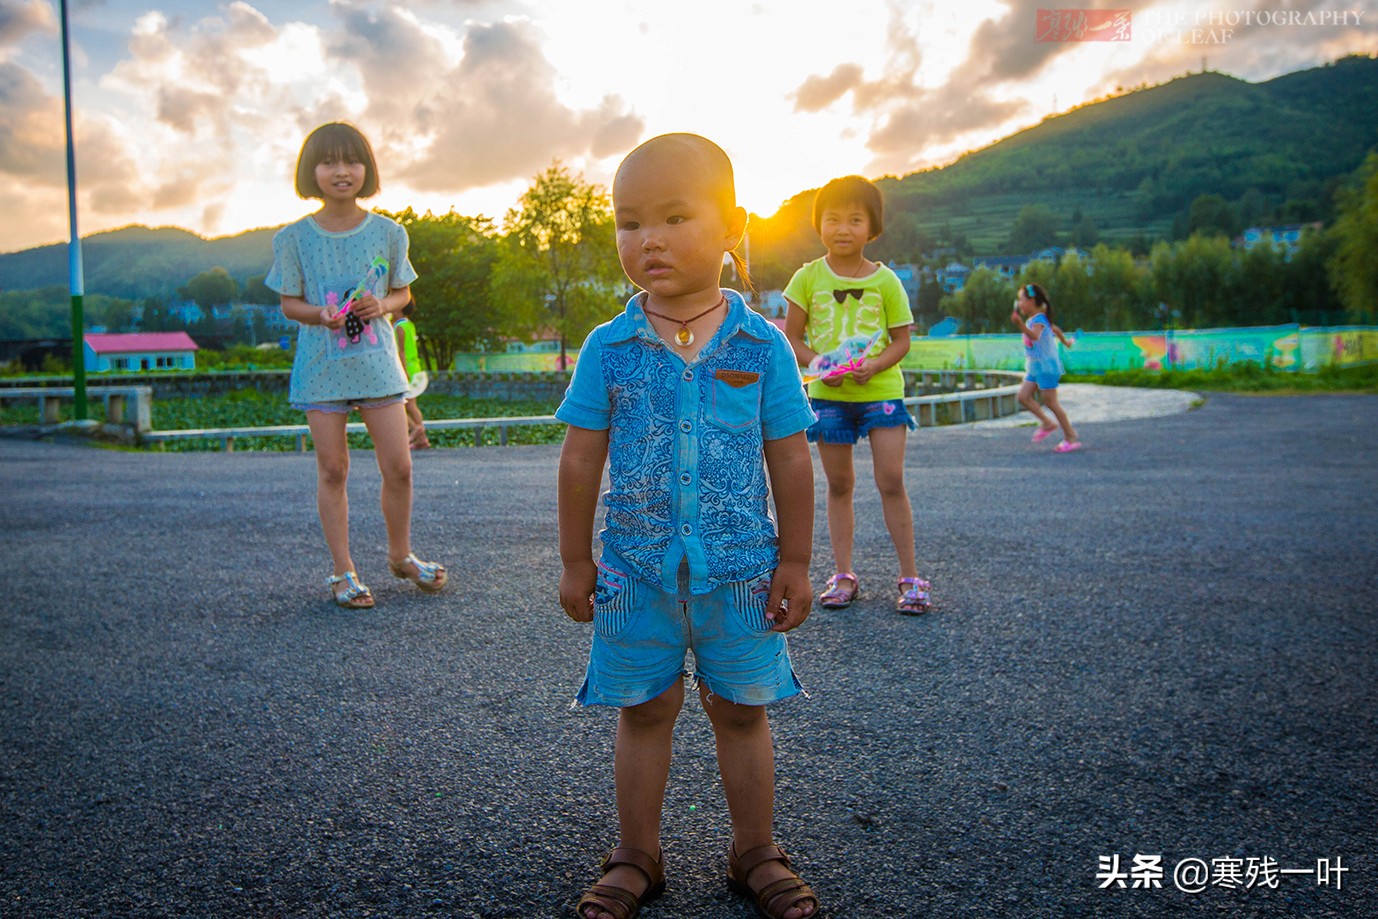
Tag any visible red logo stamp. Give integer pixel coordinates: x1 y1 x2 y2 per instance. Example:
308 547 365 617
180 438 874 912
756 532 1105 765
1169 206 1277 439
1036 9 1132 41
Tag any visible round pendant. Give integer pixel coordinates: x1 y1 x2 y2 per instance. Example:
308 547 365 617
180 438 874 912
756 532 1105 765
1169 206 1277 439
675 327 695 347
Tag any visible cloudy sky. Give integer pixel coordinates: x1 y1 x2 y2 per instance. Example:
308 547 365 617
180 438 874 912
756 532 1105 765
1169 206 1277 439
2 0 1373 254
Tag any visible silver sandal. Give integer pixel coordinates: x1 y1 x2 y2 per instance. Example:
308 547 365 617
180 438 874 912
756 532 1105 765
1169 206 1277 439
389 553 447 593
326 571 374 609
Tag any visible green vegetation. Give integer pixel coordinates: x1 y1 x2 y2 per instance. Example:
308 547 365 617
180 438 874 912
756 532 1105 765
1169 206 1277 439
144 391 563 452
1066 361 1378 393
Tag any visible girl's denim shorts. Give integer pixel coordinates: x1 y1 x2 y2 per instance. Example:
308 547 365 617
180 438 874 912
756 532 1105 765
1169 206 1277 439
1024 371 1061 391
575 561 803 709
293 394 405 414
806 397 915 445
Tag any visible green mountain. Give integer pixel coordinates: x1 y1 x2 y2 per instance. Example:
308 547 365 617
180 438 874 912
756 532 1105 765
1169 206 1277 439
3 55 1375 304
0 224 279 303
751 54 1378 283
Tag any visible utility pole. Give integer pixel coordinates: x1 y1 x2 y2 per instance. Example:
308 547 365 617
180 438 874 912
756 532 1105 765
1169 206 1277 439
60 0 88 418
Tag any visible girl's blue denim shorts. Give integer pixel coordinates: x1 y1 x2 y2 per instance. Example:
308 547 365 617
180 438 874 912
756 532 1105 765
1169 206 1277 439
1025 371 1061 391
806 397 915 445
575 561 803 709
293 394 406 414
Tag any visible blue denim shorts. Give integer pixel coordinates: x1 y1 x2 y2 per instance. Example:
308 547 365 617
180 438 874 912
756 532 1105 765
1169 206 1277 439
1024 371 1061 391
576 561 803 709
806 397 915 445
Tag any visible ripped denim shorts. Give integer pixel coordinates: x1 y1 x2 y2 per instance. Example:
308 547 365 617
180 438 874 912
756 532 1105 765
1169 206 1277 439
575 560 804 709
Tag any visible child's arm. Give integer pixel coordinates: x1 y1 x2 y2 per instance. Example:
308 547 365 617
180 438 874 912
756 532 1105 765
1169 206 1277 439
763 431 813 632
851 324 912 386
558 424 610 623
783 301 817 368
281 295 347 330
1010 311 1041 339
1053 324 1072 348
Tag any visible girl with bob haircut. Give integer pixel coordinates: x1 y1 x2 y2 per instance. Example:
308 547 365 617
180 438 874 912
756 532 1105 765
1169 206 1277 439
266 121 448 609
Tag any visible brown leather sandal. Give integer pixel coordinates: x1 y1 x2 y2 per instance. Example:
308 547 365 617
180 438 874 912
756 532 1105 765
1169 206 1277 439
574 846 665 919
727 843 821 918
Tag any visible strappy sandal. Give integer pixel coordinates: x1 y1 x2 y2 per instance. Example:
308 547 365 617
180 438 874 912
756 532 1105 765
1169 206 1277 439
896 577 932 615
574 847 665 919
818 572 859 609
388 553 448 593
727 843 821 919
326 571 373 609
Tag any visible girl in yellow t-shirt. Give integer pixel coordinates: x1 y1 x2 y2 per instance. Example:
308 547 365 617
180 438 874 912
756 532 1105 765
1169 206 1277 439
784 175 931 615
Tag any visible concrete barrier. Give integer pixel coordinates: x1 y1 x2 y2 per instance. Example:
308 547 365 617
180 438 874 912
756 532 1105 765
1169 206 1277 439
0 386 153 438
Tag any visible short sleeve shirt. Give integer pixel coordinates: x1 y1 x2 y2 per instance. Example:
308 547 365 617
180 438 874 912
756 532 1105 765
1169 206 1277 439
783 257 914 402
265 212 418 404
1023 314 1064 378
557 290 816 595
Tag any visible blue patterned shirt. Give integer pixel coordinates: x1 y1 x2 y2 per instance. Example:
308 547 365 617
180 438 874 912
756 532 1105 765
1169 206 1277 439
557 290 816 595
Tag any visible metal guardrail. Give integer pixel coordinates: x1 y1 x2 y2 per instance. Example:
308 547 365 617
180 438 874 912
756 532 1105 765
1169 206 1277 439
140 371 1027 451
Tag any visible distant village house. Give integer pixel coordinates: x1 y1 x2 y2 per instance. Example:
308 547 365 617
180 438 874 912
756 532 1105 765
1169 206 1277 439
84 332 199 372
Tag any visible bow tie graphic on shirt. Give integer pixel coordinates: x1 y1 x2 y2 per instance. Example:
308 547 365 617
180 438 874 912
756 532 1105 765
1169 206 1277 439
833 288 865 303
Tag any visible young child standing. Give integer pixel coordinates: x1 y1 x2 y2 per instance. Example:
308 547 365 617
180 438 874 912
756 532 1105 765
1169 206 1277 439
1010 282 1081 453
393 299 431 450
783 175 931 615
558 134 820 919
266 122 447 608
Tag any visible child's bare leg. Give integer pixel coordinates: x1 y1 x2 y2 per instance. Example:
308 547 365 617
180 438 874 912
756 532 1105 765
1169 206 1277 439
582 680 683 919
307 410 354 576
1017 380 1056 430
868 426 917 580
360 402 414 564
817 442 856 575
702 686 815 918
1040 389 1079 442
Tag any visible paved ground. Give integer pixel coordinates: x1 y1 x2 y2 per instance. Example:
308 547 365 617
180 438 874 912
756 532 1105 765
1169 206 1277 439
2 388 1375 918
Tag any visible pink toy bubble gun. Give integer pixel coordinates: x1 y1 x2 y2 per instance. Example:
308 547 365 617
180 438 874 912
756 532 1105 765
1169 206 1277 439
800 330 883 384
334 257 389 349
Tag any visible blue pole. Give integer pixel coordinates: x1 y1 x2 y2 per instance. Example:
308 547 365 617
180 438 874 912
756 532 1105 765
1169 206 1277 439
60 0 87 419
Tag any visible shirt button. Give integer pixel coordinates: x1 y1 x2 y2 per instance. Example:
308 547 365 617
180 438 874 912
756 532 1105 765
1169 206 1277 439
681 524 692 536
680 473 692 485
679 421 692 433
683 370 694 381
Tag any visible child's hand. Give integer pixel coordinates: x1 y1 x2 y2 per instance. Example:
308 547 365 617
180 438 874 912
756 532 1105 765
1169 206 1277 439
765 561 812 633
1010 310 1021 326
821 373 845 387
559 560 597 623
351 291 386 322
850 358 875 386
320 308 347 330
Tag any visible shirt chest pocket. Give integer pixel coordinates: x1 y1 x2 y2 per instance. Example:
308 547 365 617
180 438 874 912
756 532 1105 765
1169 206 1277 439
706 369 762 430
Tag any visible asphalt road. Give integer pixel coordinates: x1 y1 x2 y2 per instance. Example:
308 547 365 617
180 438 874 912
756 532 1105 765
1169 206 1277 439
2 392 1375 918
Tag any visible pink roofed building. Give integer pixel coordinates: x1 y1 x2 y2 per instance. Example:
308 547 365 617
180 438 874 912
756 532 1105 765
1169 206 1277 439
84 332 199 373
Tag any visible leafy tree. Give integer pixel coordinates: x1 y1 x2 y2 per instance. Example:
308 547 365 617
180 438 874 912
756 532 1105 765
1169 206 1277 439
1329 152 1378 323
950 268 1014 333
1150 234 1239 327
494 164 624 366
1006 205 1059 253
382 207 502 369
1070 214 1100 249
180 267 239 309
1186 193 1239 238
241 274 277 305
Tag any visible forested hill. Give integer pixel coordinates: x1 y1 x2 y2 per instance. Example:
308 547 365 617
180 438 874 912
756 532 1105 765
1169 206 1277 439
750 54 1378 282
0 225 279 303
3 55 1375 302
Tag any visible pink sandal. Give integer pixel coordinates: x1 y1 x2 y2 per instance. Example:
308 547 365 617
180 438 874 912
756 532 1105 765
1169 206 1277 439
897 577 932 615
1054 440 1083 453
1031 425 1056 443
819 572 859 609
